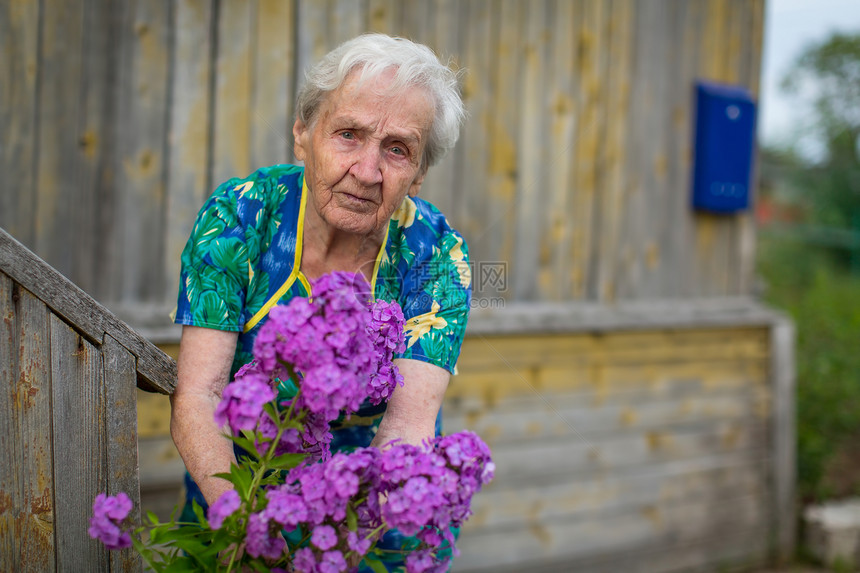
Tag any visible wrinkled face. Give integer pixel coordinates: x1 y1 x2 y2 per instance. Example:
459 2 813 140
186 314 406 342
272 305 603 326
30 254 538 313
293 70 435 237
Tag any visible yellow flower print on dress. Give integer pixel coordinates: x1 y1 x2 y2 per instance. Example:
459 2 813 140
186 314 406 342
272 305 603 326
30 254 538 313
404 301 448 348
448 236 471 288
392 197 417 228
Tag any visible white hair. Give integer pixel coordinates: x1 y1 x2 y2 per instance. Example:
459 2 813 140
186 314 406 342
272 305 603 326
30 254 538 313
295 34 465 170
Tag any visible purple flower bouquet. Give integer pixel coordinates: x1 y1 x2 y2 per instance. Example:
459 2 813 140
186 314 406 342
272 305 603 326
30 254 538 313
89 272 494 572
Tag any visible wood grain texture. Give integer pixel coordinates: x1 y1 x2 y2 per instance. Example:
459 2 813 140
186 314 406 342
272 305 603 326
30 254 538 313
103 334 143 572
251 0 295 169
6 283 55 571
454 492 766 571
0 0 40 248
34 0 86 288
771 317 796 562
454 0 492 279
164 0 214 302
3 1 768 314
0 273 23 568
114 0 171 304
211 0 253 186
0 227 176 393
50 314 109 572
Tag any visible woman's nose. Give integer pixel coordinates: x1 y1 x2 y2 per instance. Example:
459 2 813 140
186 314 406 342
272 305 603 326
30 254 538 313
349 144 383 185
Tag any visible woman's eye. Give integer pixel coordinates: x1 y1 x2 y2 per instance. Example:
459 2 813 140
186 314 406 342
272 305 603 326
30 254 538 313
340 131 355 140
390 146 405 156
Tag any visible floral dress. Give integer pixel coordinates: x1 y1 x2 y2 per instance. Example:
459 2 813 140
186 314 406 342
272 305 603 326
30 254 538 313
173 164 472 569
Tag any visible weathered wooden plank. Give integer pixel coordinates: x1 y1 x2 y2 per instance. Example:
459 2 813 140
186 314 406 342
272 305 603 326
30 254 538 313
447 372 767 418
0 0 40 248
573 0 603 300
446 387 766 447
251 0 295 169
33 0 86 287
449 359 768 407
732 0 763 297
164 0 214 302
771 317 796 562
455 327 769 370
454 493 766 571
455 527 768 573
463 454 766 531
51 314 108 572
103 334 143 572
479 0 520 301
511 0 550 301
592 0 633 302
329 0 365 46
73 0 120 299
114 0 171 303
453 0 491 297
692 0 736 297
414 0 461 222
480 417 767 484
539 0 578 301
663 0 699 299
9 285 55 570
295 0 329 97
211 0 253 187
366 0 402 34
137 435 186 490
465 297 780 335
0 273 23 567
0 227 177 394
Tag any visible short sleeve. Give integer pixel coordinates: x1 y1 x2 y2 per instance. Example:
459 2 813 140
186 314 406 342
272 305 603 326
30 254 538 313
396 229 472 374
174 181 250 332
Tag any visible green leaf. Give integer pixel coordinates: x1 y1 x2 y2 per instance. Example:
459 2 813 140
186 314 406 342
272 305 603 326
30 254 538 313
191 500 208 528
346 504 358 532
212 463 254 498
361 553 390 573
269 452 307 469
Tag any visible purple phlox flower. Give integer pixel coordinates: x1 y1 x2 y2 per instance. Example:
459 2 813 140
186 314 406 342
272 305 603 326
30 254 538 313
405 548 443 573
346 530 372 555
311 524 338 551
365 300 406 404
214 372 275 433
245 511 286 560
263 486 308 530
88 492 133 550
319 549 348 573
254 412 304 458
300 364 363 421
207 489 240 529
254 271 383 424
292 546 318 572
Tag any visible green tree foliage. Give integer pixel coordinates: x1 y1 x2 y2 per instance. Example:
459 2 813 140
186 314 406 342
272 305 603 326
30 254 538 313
778 33 860 229
758 32 860 502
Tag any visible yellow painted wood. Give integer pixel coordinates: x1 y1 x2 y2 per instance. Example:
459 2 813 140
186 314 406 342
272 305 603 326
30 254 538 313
140 327 770 439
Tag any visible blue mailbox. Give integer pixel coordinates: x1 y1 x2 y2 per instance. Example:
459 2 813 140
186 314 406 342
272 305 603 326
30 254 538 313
691 81 757 213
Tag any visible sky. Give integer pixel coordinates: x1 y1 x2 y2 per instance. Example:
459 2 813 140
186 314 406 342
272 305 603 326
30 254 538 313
759 0 860 146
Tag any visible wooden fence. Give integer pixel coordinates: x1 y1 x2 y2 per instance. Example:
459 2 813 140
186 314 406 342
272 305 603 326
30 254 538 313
1 0 764 317
0 227 174 572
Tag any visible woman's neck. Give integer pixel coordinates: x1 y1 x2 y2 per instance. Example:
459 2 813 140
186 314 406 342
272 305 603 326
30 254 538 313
300 202 385 283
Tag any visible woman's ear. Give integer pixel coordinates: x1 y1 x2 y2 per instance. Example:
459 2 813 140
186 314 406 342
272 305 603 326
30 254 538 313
293 119 309 161
408 166 427 197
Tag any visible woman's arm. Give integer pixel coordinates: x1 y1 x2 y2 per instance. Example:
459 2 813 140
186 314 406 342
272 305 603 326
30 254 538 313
170 325 240 506
370 358 450 449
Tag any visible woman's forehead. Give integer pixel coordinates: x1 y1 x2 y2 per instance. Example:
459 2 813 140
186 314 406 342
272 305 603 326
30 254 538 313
320 75 434 133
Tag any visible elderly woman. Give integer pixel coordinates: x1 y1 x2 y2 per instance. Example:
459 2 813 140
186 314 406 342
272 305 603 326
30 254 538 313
170 34 471 567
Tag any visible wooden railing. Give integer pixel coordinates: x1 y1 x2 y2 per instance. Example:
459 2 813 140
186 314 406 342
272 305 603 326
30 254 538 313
0 227 175 572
